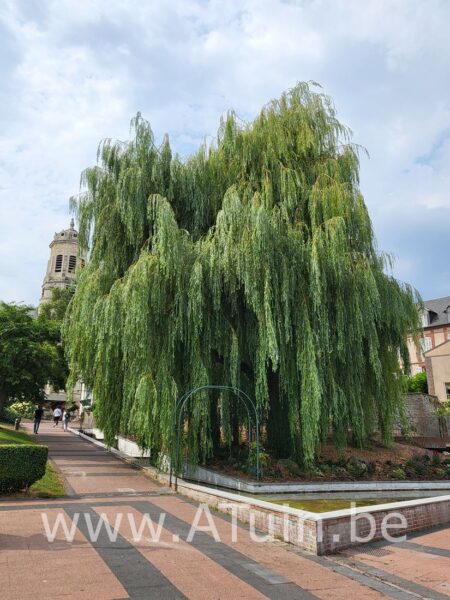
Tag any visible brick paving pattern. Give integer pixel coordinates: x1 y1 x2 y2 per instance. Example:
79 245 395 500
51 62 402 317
1 422 449 599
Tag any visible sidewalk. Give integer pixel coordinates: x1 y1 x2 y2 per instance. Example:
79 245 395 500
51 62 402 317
1 421 449 599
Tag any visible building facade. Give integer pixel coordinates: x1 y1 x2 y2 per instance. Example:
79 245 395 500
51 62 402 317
407 295 450 375
425 340 450 403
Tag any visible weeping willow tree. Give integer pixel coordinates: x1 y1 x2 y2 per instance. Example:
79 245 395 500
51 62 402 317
63 82 420 465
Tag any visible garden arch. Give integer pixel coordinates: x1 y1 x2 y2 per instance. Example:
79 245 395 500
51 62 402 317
169 385 260 490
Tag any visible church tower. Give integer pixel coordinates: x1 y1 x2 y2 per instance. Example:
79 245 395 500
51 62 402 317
40 218 86 304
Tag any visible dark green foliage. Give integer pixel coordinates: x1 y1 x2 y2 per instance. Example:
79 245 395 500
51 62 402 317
280 458 303 477
9 401 35 418
64 83 420 465
391 467 406 480
0 445 48 493
406 371 428 394
39 287 74 322
346 457 368 478
0 406 20 424
0 302 68 412
435 400 450 416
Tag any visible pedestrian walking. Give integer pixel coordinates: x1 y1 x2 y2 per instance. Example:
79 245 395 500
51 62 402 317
53 406 62 427
33 405 44 434
63 409 71 431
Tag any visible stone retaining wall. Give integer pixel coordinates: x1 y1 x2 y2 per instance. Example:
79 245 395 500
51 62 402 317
399 393 450 438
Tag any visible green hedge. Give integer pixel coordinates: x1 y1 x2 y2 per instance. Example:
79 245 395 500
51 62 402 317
0 444 48 493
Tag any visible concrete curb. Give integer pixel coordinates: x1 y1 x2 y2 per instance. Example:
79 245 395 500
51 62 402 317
68 427 450 493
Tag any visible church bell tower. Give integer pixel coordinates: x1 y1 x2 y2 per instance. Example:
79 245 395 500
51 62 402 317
40 218 86 304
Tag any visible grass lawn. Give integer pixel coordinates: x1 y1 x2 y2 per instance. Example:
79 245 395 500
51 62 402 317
0 422 66 498
0 423 34 445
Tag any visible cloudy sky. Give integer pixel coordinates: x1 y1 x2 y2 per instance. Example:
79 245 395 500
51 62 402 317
1 0 449 305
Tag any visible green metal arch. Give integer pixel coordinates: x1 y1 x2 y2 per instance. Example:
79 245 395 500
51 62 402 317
170 385 260 490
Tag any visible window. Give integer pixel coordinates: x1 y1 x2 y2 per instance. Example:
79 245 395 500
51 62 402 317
68 255 77 273
55 254 63 272
420 310 429 327
420 337 432 354
446 383 450 401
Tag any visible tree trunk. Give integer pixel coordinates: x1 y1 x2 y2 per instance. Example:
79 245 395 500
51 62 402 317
266 371 293 458
0 386 7 415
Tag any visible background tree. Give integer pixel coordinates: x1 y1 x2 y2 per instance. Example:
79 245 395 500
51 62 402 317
64 83 420 464
405 371 428 394
0 302 67 413
39 287 74 322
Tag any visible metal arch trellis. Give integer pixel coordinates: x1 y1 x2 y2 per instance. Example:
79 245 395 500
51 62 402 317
169 385 260 491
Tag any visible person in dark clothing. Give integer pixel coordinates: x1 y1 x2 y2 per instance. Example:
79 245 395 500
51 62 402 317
33 405 44 434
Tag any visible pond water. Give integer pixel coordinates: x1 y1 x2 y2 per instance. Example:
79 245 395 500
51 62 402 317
259 497 408 512
245 489 450 512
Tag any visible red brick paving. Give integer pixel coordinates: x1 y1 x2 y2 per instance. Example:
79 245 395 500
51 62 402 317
1 421 450 599
148 495 386 600
343 544 450 597
0 508 127 600
96 505 266 599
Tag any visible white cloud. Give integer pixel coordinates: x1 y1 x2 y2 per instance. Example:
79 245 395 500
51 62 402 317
0 0 449 304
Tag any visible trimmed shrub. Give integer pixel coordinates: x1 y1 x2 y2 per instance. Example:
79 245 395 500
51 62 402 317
0 444 48 493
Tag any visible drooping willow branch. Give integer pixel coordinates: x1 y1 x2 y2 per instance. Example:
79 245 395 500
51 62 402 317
63 82 420 465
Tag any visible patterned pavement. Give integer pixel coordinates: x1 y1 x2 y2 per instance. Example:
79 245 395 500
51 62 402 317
1 422 450 599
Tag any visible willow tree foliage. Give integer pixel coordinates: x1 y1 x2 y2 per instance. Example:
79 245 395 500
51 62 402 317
64 83 419 464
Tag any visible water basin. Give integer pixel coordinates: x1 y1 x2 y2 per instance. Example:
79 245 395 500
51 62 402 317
259 497 410 512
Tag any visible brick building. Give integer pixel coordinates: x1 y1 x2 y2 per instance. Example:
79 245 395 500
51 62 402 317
424 340 450 403
407 295 450 375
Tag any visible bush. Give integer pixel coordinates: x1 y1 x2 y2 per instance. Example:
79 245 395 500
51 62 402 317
0 445 48 493
333 466 349 480
431 455 442 467
0 406 20 424
281 458 302 477
248 442 271 476
9 401 35 419
435 401 450 417
432 467 446 479
346 458 368 479
406 372 428 394
391 467 406 480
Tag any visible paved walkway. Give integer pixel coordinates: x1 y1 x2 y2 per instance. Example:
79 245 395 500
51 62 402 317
1 422 450 599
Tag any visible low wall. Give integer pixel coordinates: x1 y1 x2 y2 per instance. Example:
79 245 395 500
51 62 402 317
117 436 150 457
318 497 450 554
170 480 450 554
183 463 450 493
